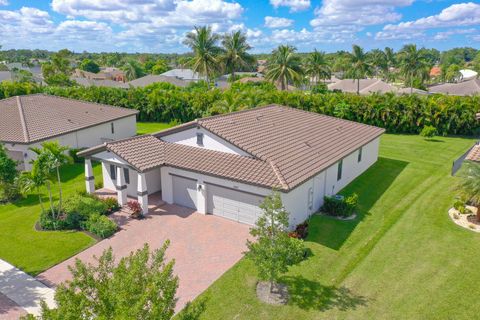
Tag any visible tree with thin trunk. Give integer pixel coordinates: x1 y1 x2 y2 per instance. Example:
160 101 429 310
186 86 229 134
347 45 373 94
18 171 47 213
183 26 222 88
304 49 331 85
398 44 430 93
245 192 305 294
458 162 480 222
221 30 255 81
265 45 303 91
384 47 397 82
30 141 72 218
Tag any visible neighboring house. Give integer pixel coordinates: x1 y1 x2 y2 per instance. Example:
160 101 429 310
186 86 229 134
74 68 126 82
161 69 204 82
329 78 395 94
430 66 442 78
72 77 130 89
0 94 138 171
429 79 480 96
128 75 188 88
79 105 384 228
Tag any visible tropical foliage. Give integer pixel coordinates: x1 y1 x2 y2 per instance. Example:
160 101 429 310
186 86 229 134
0 144 19 202
457 162 480 221
265 45 303 90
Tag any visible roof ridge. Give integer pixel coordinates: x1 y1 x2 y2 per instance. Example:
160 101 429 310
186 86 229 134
16 96 30 143
360 79 383 93
197 104 277 123
268 160 289 190
107 133 155 146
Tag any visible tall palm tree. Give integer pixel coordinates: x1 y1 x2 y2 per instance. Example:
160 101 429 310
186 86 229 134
348 45 373 94
221 31 255 81
458 162 480 221
122 60 143 81
384 47 397 82
369 49 387 79
183 26 222 88
265 45 303 91
398 44 430 93
304 50 331 85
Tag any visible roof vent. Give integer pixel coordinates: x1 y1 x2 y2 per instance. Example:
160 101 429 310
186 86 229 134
304 141 311 148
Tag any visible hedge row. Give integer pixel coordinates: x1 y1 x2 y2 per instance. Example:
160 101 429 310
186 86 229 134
1 81 479 135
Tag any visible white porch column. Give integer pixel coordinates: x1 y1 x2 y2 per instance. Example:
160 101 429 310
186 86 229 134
137 172 148 215
116 166 127 206
85 158 95 194
196 180 207 214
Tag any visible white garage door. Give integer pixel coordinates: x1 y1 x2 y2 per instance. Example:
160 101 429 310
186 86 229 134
206 183 264 225
172 175 197 209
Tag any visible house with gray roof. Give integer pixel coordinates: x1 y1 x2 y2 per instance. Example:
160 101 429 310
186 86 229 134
79 105 384 228
161 68 204 82
429 79 480 96
0 94 138 171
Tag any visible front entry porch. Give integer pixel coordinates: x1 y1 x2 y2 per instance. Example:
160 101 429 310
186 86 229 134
85 158 161 215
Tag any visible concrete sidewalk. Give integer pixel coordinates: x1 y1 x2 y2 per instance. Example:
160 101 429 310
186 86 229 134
0 259 55 317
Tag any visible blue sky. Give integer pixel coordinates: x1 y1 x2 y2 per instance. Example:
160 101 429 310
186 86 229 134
0 0 479 53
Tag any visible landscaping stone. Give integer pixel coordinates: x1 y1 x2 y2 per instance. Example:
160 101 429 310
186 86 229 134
448 206 480 233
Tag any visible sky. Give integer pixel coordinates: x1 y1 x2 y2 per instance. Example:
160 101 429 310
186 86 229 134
0 0 479 54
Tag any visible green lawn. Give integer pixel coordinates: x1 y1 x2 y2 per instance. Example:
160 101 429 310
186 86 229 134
181 134 479 319
136 122 174 135
0 163 102 275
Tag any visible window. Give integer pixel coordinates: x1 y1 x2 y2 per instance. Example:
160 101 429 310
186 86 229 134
337 159 343 181
110 165 116 180
124 168 130 184
111 122 115 134
358 147 363 163
196 132 204 146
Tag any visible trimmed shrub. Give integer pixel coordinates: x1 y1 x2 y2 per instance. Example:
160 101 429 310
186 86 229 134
85 214 117 239
39 209 67 230
322 193 358 218
420 125 437 139
102 197 120 215
64 194 108 221
127 200 142 218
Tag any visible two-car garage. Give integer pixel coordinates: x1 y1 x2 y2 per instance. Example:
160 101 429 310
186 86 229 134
170 173 264 225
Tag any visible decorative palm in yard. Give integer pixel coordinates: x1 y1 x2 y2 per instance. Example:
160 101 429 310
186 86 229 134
304 49 331 85
220 30 255 81
398 44 430 93
183 26 222 88
347 45 373 94
458 162 480 221
266 45 303 91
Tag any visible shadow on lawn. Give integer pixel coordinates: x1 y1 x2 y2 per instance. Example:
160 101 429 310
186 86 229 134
282 276 368 312
307 157 409 250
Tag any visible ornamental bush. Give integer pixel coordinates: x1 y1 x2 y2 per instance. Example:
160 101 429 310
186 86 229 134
322 193 358 218
420 125 437 139
85 214 117 238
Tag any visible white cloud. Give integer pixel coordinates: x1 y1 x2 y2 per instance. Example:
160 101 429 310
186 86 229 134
311 0 413 27
264 16 293 28
383 2 480 31
433 28 476 40
0 7 54 35
0 0 8 6
269 0 310 12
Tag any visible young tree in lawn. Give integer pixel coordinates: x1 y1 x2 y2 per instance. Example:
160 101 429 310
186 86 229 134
245 192 305 294
18 171 48 213
458 162 480 222
32 242 203 320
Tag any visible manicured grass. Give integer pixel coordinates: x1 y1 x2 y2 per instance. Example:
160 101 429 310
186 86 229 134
180 134 479 319
136 122 174 135
0 164 101 275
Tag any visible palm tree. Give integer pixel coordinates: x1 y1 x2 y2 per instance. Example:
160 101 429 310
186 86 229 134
122 60 143 81
18 171 47 213
369 49 387 79
221 31 255 81
384 47 396 81
398 44 430 93
348 45 373 94
265 45 303 91
304 50 331 85
458 162 480 221
183 26 222 88
31 141 72 215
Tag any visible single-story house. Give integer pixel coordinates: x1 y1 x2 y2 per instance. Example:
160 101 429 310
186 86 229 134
0 94 138 171
160 69 205 82
429 79 480 96
79 105 384 228
128 75 189 88
71 77 130 89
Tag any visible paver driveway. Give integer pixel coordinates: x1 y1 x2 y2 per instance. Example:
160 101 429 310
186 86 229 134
37 203 251 311
0 293 27 320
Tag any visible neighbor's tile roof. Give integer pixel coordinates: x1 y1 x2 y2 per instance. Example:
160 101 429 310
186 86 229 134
82 105 383 191
128 75 188 88
0 94 138 144
328 78 396 94
429 79 480 96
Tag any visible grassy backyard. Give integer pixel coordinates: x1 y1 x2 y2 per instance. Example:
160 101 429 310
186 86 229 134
181 134 479 319
0 122 172 275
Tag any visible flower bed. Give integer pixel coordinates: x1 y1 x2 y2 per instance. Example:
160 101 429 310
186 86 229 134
448 205 480 233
